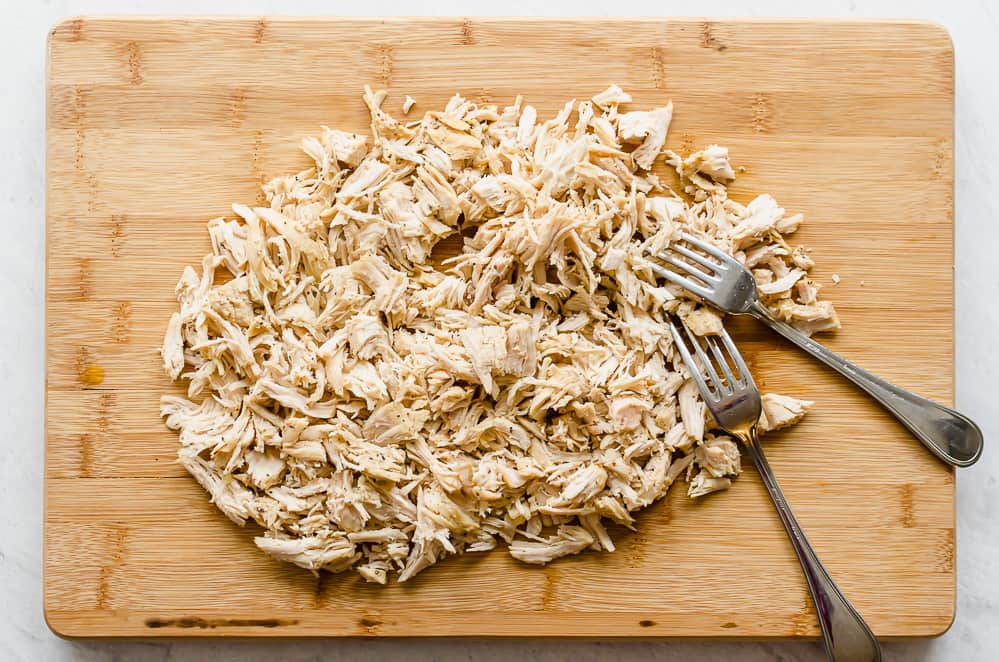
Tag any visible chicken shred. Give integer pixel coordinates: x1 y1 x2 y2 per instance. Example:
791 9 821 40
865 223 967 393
160 85 832 582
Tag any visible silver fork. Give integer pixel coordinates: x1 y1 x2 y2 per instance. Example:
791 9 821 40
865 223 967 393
650 232 983 467
670 316 882 662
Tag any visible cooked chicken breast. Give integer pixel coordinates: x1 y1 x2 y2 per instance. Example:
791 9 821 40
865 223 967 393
161 85 833 582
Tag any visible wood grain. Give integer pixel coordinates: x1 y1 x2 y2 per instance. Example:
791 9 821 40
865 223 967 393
44 16 956 639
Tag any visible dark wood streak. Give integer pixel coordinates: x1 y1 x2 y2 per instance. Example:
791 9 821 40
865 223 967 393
96 525 128 610
124 41 143 85
96 392 115 433
251 129 266 205
790 606 815 636
110 214 126 257
700 21 727 51
358 615 383 634
254 18 268 44
751 93 772 134
460 19 475 45
900 483 915 527
77 257 92 300
229 88 247 128
375 44 394 88
938 528 955 572
931 138 949 177
145 617 298 629
112 301 131 343
75 345 90 382
650 46 666 89
541 572 557 610
72 86 87 170
78 433 93 478
59 17 85 42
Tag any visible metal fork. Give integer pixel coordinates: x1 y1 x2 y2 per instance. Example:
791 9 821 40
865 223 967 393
650 232 983 467
670 316 881 662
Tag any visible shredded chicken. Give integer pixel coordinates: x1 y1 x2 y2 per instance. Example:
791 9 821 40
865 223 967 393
760 393 814 432
161 85 834 583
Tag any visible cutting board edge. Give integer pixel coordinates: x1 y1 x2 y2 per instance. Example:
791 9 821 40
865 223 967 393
42 15 957 640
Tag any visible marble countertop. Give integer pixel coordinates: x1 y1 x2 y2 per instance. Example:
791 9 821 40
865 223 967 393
5 1 996 660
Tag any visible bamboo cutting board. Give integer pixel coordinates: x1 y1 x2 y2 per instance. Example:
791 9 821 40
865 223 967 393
45 17 956 638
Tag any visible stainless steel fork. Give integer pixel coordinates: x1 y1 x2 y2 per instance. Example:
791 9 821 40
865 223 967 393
650 231 983 467
670 316 882 662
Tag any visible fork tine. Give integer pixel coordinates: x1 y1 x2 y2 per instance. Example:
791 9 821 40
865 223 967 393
684 325 724 392
669 242 724 273
646 259 714 299
716 325 757 389
679 231 733 263
674 318 723 395
658 252 721 284
668 319 715 398
705 335 736 394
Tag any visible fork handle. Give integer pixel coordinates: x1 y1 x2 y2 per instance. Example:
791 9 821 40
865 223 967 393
744 437 882 662
749 303 982 467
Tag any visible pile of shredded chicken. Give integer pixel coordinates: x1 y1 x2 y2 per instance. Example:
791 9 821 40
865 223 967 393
161 85 838 583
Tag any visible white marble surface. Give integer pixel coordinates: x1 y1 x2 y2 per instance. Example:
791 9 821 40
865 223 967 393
4 0 997 660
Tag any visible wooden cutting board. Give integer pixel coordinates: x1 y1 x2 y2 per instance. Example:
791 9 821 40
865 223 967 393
45 16 956 638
